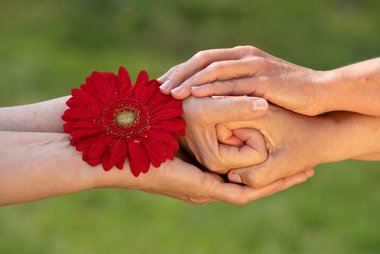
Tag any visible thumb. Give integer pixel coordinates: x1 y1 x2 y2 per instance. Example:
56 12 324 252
202 96 268 123
227 158 280 188
217 128 268 169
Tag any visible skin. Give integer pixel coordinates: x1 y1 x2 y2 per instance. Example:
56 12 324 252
179 96 269 173
224 105 380 188
158 46 380 116
0 96 313 206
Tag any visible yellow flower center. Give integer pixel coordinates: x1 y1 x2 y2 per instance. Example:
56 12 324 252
116 110 136 126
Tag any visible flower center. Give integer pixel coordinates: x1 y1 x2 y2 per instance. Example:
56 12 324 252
115 110 136 126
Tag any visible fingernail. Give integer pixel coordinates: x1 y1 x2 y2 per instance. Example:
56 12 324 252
252 99 268 111
159 80 171 90
171 86 183 95
228 173 242 183
191 86 202 91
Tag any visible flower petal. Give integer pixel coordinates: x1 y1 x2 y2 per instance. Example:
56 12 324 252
72 88 97 105
118 66 132 91
109 139 128 170
133 70 149 98
102 149 114 171
151 107 183 123
128 142 150 176
87 135 110 159
142 139 163 168
148 130 178 146
151 118 186 133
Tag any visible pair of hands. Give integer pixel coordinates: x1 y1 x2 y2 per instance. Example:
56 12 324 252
108 96 314 205
150 46 334 203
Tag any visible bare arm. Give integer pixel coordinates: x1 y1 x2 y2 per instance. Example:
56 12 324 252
224 107 380 188
0 131 310 206
158 46 380 116
321 58 380 116
0 96 69 132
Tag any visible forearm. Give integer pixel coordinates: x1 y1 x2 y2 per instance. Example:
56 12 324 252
0 96 69 132
0 131 125 206
319 58 380 116
320 111 380 163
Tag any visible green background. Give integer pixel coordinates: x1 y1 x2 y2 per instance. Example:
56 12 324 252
1 0 380 253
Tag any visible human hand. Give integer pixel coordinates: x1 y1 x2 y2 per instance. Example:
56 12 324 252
218 104 334 188
106 156 314 205
159 46 327 116
180 96 269 173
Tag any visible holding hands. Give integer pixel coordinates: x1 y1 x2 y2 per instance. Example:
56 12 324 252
159 45 380 193
1 45 380 206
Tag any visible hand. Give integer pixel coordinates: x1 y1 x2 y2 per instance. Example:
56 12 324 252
180 96 269 173
159 46 326 116
217 104 333 188
109 156 314 205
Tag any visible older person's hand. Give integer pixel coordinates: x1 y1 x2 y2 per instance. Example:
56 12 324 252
159 47 380 117
159 46 325 116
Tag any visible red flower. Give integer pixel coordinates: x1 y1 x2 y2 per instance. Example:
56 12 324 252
62 67 186 176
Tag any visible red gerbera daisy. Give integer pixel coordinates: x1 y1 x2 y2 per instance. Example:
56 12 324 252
62 66 186 176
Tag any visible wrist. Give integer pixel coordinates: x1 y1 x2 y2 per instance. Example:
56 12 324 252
315 112 380 163
311 69 342 114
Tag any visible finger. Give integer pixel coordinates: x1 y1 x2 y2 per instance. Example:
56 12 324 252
191 77 262 97
228 159 311 189
215 124 244 146
159 48 246 94
218 128 268 169
170 59 256 99
194 96 268 123
157 63 183 84
223 169 313 205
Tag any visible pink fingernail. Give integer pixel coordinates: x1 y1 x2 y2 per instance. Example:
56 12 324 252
191 86 202 91
159 80 171 90
229 173 242 183
171 86 183 95
252 99 268 111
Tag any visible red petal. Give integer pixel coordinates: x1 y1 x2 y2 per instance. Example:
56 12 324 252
148 93 172 112
151 107 183 123
75 135 97 151
71 128 103 139
142 139 163 168
62 107 95 121
72 88 97 105
63 122 74 133
148 130 178 146
128 142 150 176
151 118 186 132
139 80 159 103
87 135 110 159
144 137 168 160
118 66 132 92
109 139 128 170
171 129 186 136
102 150 114 171
73 121 97 129
66 97 82 107
133 70 149 97
86 155 102 166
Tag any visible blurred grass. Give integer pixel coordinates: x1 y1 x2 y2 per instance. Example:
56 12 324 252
0 0 380 253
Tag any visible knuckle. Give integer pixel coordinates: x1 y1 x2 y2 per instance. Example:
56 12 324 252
242 172 259 188
208 62 221 71
234 98 252 116
193 50 210 62
167 68 181 82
